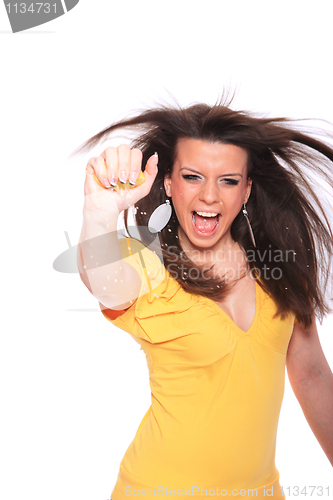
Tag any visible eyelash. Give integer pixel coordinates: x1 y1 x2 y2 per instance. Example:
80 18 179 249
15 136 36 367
182 175 240 186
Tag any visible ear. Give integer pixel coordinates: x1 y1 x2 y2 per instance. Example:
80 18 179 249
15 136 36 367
244 177 252 204
164 174 172 197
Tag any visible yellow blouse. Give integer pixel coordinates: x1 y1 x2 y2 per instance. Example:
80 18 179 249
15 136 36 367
100 238 295 500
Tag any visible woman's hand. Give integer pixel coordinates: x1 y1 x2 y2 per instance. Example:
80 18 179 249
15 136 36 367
83 145 158 221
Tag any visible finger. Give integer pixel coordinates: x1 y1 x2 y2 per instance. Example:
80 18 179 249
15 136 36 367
144 152 158 179
102 147 118 187
117 144 131 184
139 152 159 195
129 148 143 186
86 156 111 189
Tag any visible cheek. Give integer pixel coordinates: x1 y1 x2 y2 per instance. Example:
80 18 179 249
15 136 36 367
171 180 191 203
223 188 246 215
236 183 249 201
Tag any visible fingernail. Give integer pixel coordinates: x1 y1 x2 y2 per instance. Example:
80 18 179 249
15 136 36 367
129 172 137 185
103 179 111 188
110 174 117 187
119 171 127 184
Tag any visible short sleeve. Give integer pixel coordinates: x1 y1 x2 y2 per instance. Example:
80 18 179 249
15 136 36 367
99 237 196 343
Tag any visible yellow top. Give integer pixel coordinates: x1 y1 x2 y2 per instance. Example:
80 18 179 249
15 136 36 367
100 238 295 500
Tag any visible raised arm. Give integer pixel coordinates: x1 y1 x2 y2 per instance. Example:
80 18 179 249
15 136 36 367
286 318 333 466
77 145 158 310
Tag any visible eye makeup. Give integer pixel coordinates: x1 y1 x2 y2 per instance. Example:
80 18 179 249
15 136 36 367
182 174 240 185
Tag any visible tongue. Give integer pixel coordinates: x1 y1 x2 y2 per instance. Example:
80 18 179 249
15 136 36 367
194 213 217 232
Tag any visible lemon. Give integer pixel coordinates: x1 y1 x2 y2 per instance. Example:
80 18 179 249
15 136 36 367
94 169 145 190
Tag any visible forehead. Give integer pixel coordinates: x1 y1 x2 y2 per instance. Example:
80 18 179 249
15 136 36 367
174 138 248 173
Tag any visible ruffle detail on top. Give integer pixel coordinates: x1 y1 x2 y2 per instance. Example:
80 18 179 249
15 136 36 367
131 268 202 344
134 270 197 318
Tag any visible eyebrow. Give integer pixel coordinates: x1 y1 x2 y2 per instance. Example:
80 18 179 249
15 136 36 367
180 167 243 177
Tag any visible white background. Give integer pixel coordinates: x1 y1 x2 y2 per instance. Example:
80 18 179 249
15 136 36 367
0 1 332 499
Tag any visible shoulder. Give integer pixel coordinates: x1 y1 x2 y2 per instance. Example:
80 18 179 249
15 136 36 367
118 236 166 280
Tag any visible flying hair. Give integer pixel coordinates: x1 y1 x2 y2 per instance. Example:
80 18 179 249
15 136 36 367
75 95 333 328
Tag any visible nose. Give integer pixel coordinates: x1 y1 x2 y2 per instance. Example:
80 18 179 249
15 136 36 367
198 179 221 206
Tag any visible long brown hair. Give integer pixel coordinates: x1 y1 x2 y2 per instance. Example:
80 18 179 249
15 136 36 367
75 97 333 328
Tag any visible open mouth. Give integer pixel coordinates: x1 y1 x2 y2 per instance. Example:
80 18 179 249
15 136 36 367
191 211 221 236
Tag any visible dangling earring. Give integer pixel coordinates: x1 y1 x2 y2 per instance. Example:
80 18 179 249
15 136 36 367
242 203 256 248
148 199 172 233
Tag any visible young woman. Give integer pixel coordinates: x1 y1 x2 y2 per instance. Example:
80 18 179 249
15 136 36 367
76 100 333 500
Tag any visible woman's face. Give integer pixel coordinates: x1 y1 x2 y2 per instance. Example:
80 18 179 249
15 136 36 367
164 138 252 252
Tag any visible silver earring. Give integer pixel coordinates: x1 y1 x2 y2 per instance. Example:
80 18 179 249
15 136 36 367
242 203 256 247
148 199 172 233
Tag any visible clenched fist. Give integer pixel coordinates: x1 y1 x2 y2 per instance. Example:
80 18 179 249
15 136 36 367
83 145 158 220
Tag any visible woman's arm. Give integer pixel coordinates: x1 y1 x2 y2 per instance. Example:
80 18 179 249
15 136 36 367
286 318 333 466
77 209 142 310
77 146 158 310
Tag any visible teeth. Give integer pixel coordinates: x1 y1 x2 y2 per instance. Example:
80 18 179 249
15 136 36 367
195 211 218 217
192 212 220 228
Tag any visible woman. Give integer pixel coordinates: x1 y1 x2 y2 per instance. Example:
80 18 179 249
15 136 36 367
76 99 333 500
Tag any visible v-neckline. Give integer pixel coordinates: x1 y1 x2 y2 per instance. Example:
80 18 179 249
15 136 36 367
207 280 260 336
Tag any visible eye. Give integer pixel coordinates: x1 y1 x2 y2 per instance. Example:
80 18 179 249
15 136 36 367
223 179 240 186
182 175 240 185
182 174 200 181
